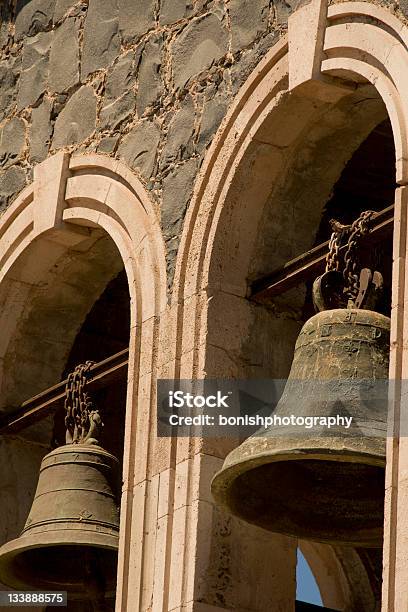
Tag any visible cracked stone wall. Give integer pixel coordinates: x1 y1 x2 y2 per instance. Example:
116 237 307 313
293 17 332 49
0 0 404 285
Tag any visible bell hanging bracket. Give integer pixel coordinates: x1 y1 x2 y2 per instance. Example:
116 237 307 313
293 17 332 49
64 360 103 445
313 210 384 312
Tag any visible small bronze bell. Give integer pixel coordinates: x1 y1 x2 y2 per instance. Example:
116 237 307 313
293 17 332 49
0 363 120 600
212 212 390 547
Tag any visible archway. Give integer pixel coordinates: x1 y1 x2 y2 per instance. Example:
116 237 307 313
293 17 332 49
172 0 408 609
0 153 167 611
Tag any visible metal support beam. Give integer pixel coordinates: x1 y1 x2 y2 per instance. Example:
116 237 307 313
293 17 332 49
251 205 394 301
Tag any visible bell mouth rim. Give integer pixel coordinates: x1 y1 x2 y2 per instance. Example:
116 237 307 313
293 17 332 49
0 529 119 556
0 530 119 593
211 445 385 503
211 448 385 548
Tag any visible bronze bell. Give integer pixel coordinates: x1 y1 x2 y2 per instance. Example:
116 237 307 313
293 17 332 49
211 212 390 547
0 363 120 600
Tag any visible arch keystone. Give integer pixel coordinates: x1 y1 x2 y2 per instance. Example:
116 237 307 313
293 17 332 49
33 152 69 234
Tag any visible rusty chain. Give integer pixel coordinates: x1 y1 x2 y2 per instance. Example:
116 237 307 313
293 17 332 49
64 361 103 445
325 210 375 305
343 210 374 302
325 227 342 273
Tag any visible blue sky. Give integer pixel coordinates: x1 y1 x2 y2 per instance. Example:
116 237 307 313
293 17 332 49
296 548 323 606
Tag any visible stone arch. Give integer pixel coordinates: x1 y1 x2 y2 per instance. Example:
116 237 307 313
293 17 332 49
171 0 408 608
0 152 167 610
0 153 166 407
175 0 408 311
299 541 379 610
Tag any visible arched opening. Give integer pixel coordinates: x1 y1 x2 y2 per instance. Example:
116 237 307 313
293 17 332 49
298 539 382 611
0 154 168 611
0 231 125 421
261 118 395 609
202 84 393 379
0 227 130 610
221 104 394 608
175 16 400 603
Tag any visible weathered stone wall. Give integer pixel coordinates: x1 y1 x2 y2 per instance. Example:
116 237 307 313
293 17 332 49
0 0 299 284
0 0 405 283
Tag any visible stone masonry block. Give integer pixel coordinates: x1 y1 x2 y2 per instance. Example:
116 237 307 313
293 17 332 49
17 30 52 109
198 83 230 151
159 0 193 25
0 118 26 169
229 0 269 52
82 0 120 79
104 51 135 106
162 158 198 236
172 13 228 89
160 95 195 169
276 0 301 26
0 167 26 210
52 85 97 148
229 30 280 94
97 136 118 154
0 57 18 122
15 0 56 40
49 16 80 92
100 91 136 131
0 3 12 49
117 120 161 180
401 0 408 18
136 34 164 116
54 0 77 22
31 98 52 163
119 0 155 44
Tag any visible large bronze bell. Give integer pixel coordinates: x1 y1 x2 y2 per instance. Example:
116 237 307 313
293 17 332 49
212 212 390 547
0 445 120 596
0 363 120 600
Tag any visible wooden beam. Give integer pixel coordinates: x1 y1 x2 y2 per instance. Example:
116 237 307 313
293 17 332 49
0 349 129 435
251 205 394 301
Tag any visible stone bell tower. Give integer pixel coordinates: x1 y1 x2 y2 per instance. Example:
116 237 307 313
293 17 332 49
0 0 408 610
